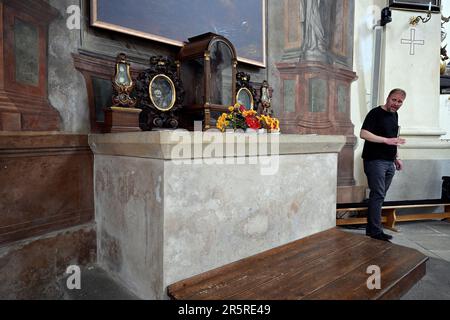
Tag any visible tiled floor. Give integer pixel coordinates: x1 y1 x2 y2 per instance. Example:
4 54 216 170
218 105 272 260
339 219 450 300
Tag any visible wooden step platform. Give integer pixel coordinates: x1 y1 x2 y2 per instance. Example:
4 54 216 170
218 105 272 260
167 228 428 300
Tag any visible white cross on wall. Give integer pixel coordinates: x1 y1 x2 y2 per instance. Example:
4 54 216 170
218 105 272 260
401 29 425 55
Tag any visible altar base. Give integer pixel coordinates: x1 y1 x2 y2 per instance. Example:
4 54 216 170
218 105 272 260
89 131 345 299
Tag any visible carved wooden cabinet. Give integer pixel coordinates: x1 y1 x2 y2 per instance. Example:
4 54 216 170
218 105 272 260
178 33 237 129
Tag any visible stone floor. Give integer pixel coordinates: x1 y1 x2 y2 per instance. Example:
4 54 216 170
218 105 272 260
59 265 138 300
339 219 450 300
59 220 450 300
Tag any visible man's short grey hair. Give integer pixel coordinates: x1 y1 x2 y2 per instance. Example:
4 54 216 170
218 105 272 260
388 88 407 98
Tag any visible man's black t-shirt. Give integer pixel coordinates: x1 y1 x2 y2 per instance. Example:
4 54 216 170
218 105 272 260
361 106 399 161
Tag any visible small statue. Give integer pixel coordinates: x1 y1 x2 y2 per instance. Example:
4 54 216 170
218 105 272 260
441 45 449 75
441 15 450 75
257 80 273 116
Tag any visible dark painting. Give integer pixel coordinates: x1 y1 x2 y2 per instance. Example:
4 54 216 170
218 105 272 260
389 0 440 12
91 0 266 67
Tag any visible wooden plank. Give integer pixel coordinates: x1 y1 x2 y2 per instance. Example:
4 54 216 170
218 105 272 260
168 229 427 301
170 229 366 300
168 228 350 299
337 203 450 227
396 212 450 222
382 203 450 209
379 260 426 300
225 236 389 300
336 217 387 226
384 209 397 230
337 207 367 212
337 203 450 212
301 245 427 300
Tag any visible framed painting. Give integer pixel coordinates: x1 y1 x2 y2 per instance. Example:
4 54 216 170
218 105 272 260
90 0 266 67
389 0 441 12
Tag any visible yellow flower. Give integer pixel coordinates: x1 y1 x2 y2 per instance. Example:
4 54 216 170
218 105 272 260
228 106 235 112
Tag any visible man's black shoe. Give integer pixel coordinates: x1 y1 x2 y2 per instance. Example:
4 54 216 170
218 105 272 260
370 233 392 242
381 232 393 240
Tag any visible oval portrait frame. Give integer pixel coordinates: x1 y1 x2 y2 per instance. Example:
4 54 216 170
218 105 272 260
236 87 254 110
149 74 176 111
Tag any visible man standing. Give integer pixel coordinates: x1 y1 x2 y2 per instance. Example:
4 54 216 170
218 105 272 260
360 88 406 241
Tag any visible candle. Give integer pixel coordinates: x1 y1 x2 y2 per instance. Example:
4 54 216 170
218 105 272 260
428 2 431 11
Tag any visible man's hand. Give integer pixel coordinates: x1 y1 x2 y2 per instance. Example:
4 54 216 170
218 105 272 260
394 159 403 171
384 137 406 146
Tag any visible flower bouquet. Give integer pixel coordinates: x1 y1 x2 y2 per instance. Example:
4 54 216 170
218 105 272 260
216 104 280 133
259 114 280 133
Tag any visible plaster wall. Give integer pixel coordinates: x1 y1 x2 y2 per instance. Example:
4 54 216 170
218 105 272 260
383 9 441 133
48 0 89 133
441 3 450 140
352 1 450 200
45 0 268 133
387 159 450 200
351 0 386 187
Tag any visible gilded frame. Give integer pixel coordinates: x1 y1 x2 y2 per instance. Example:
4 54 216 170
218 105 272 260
114 63 133 89
90 0 266 67
236 87 254 110
149 74 176 112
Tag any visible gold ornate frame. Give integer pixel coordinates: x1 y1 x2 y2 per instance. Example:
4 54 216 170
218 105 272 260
149 74 176 112
114 62 133 90
236 87 254 110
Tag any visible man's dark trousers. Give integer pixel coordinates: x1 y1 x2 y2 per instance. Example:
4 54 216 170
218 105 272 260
364 160 395 236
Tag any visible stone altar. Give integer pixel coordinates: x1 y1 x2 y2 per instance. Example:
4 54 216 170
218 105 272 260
89 131 345 299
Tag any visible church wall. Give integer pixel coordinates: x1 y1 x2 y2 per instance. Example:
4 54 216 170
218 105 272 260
1 0 270 298
352 0 450 200
441 3 450 139
387 159 450 201
47 0 268 133
351 0 389 188
266 0 285 118
0 224 96 299
384 9 441 132
48 0 90 133
0 134 94 244
0 132 96 298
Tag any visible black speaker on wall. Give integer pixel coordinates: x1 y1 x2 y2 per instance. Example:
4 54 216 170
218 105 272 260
380 7 392 26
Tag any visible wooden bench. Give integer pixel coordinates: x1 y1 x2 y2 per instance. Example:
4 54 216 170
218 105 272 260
337 199 450 232
167 228 428 300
